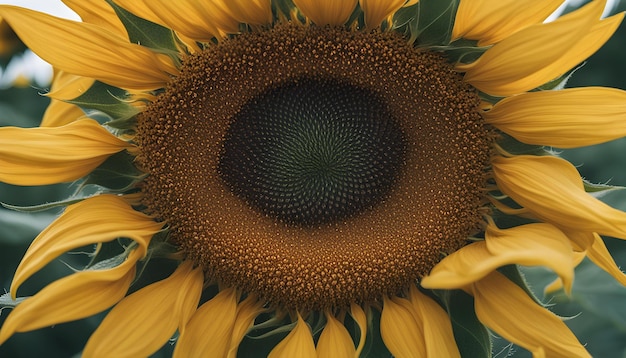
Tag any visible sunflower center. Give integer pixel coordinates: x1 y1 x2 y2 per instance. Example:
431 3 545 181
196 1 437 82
137 23 492 310
218 77 405 226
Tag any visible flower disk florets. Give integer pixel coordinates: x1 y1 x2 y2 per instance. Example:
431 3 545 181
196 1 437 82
137 23 492 309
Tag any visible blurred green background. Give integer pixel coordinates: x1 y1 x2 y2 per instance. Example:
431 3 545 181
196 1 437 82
1 1 626 357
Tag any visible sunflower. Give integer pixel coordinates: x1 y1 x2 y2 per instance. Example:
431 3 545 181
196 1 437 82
1 0 626 356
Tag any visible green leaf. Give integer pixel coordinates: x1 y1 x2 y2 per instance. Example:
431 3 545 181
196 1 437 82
583 180 624 195
2 194 92 213
434 39 488 64
81 151 145 192
490 207 538 230
66 81 139 121
523 258 626 357
360 306 392 358
1 184 117 213
415 0 458 46
88 239 127 269
392 3 419 43
496 132 550 156
237 315 290 358
88 250 130 271
498 265 542 305
536 65 580 91
105 0 178 54
105 116 137 130
272 0 300 23
438 289 492 358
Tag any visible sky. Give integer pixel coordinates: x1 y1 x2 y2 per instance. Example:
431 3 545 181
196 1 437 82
0 0 79 87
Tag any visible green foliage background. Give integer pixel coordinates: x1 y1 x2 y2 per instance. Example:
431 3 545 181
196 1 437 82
1 2 626 357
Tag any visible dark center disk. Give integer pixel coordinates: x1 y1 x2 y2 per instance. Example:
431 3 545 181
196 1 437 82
218 77 406 226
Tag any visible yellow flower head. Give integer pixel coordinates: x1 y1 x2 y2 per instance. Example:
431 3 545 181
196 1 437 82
1 0 625 357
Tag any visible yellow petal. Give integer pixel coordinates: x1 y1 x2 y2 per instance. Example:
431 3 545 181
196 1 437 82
565 230 596 251
561 12 624 83
422 223 574 292
359 0 405 28
484 87 626 148
10 195 161 298
588 233 626 286
470 272 590 357
41 71 93 127
83 261 204 358
0 248 141 346
45 70 95 101
544 251 587 295
227 295 265 358
41 99 86 127
0 119 130 185
459 0 614 96
350 303 367 358
452 0 563 46
293 0 358 26
492 155 626 240
380 295 426 357
316 311 356 358
61 0 126 36
0 6 175 91
409 285 460 358
224 0 272 26
174 287 238 357
114 0 239 42
0 18 20 57
268 313 316 358
486 223 574 293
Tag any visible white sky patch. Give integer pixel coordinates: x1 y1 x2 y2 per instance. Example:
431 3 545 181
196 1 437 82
0 0 78 87
0 0 620 87
547 0 618 21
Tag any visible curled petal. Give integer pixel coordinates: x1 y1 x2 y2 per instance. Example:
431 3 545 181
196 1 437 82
83 261 204 357
565 230 596 251
293 0 357 26
114 0 239 42
360 0 406 28
422 223 574 293
41 70 93 127
588 233 626 286
350 303 367 357
316 311 356 358
10 195 161 297
227 295 265 358
452 0 563 45
484 87 626 148
486 224 574 293
459 1 620 96
0 119 131 185
380 295 426 357
492 155 626 240
409 286 460 357
0 6 175 91
174 287 238 357
0 249 141 346
470 272 590 357
545 251 587 295
45 71 94 101
268 313 316 358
